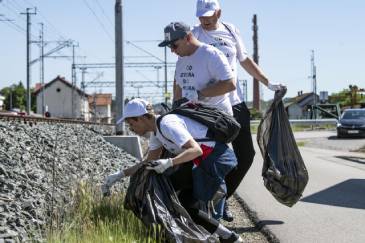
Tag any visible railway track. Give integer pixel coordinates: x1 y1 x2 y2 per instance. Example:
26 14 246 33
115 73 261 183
0 113 115 126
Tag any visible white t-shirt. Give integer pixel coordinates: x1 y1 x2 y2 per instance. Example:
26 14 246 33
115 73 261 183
175 43 234 115
149 114 215 155
192 22 248 106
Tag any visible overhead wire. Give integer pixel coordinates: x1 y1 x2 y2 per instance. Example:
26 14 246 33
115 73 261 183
2 1 168 97
25 0 114 65
0 16 26 35
82 0 114 43
9 0 26 10
4 0 26 21
16 0 69 42
0 3 33 37
14 0 87 75
93 0 113 27
10 0 40 36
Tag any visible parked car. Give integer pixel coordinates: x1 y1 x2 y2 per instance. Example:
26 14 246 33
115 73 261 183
337 109 365 138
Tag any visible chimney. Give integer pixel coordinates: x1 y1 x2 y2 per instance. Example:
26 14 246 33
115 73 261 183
35 83 42 92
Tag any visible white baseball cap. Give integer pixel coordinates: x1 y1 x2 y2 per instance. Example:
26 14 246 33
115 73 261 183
116 98 150 124
196 0 220 17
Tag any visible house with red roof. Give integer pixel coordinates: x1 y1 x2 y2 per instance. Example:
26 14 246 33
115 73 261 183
34 76 91 120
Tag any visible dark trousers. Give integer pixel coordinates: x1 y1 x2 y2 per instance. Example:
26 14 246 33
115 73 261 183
225 101 256 198
169 162 219 233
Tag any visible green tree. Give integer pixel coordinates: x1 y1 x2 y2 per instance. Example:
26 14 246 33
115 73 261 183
328 89 350 105
0 82 37 112
329 85 365 107
249 108 263 119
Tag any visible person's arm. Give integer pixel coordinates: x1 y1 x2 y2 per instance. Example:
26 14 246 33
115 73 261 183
101 146 164 196
199 78 236 97
241 57 285 91
146 138 203 173
123 147 163 177
173 79 182 101
240 57 269 86
171 139 203 166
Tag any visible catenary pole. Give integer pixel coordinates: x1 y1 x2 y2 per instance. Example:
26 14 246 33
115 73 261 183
21 8 37 115
252 14 260 111
39 23 45 116
115 0 124 134
71 43 79 118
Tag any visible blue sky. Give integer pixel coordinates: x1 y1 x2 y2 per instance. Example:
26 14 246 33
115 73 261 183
1 0 364 104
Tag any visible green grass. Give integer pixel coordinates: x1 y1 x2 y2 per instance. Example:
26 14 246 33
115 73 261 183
251 124 336 134
296 141 307 147
47 181 161 243
291 124 336 132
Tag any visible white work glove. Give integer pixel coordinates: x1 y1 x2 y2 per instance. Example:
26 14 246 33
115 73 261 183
268 82 286 91
101 170 125 197
146 158 173 174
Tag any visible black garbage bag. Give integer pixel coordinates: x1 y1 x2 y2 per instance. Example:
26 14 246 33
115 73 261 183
257 88 309 207
124 167 215 242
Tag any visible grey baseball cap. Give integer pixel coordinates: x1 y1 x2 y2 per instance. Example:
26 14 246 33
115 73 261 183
158 22 190 47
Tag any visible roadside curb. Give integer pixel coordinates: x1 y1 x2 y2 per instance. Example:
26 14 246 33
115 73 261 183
233 193 280 243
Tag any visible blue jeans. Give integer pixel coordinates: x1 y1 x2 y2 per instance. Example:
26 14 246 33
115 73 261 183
212 184 227 220
192 142 237 204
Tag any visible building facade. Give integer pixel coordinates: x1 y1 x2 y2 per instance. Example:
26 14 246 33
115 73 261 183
285 92 319 119
88 93 112 123
34 76 90 120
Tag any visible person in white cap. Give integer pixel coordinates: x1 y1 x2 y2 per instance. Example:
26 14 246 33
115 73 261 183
159 21 236 115
102 98 243 242
192 0 286 222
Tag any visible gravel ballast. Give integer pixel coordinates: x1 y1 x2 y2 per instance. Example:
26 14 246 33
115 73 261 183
0 119 270 242
0 120 138 242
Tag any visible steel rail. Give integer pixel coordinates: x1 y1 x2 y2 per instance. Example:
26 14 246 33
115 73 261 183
0 113 115 126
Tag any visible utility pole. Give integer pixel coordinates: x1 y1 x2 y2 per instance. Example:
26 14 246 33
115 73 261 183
39 23 45 116
93 93 97 122
134 85 143 97
81 68 87 93
239 79 248 103
154 66 161 86
252 14 260 111
71 43 79 118
81 67 87 120
115 0 124 134
21 8 37 115
311 50 317 119
10 86 13 110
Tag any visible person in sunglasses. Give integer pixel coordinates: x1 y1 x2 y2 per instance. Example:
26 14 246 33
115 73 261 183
102 98 243 242
189 0 286 222
160 21 241 221
159 21 236 116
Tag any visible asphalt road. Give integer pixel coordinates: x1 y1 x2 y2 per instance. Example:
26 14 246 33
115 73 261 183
237 133 365 243
294 130 365 152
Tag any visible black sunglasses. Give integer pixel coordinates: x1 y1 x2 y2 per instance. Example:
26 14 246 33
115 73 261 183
167 39 180 49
